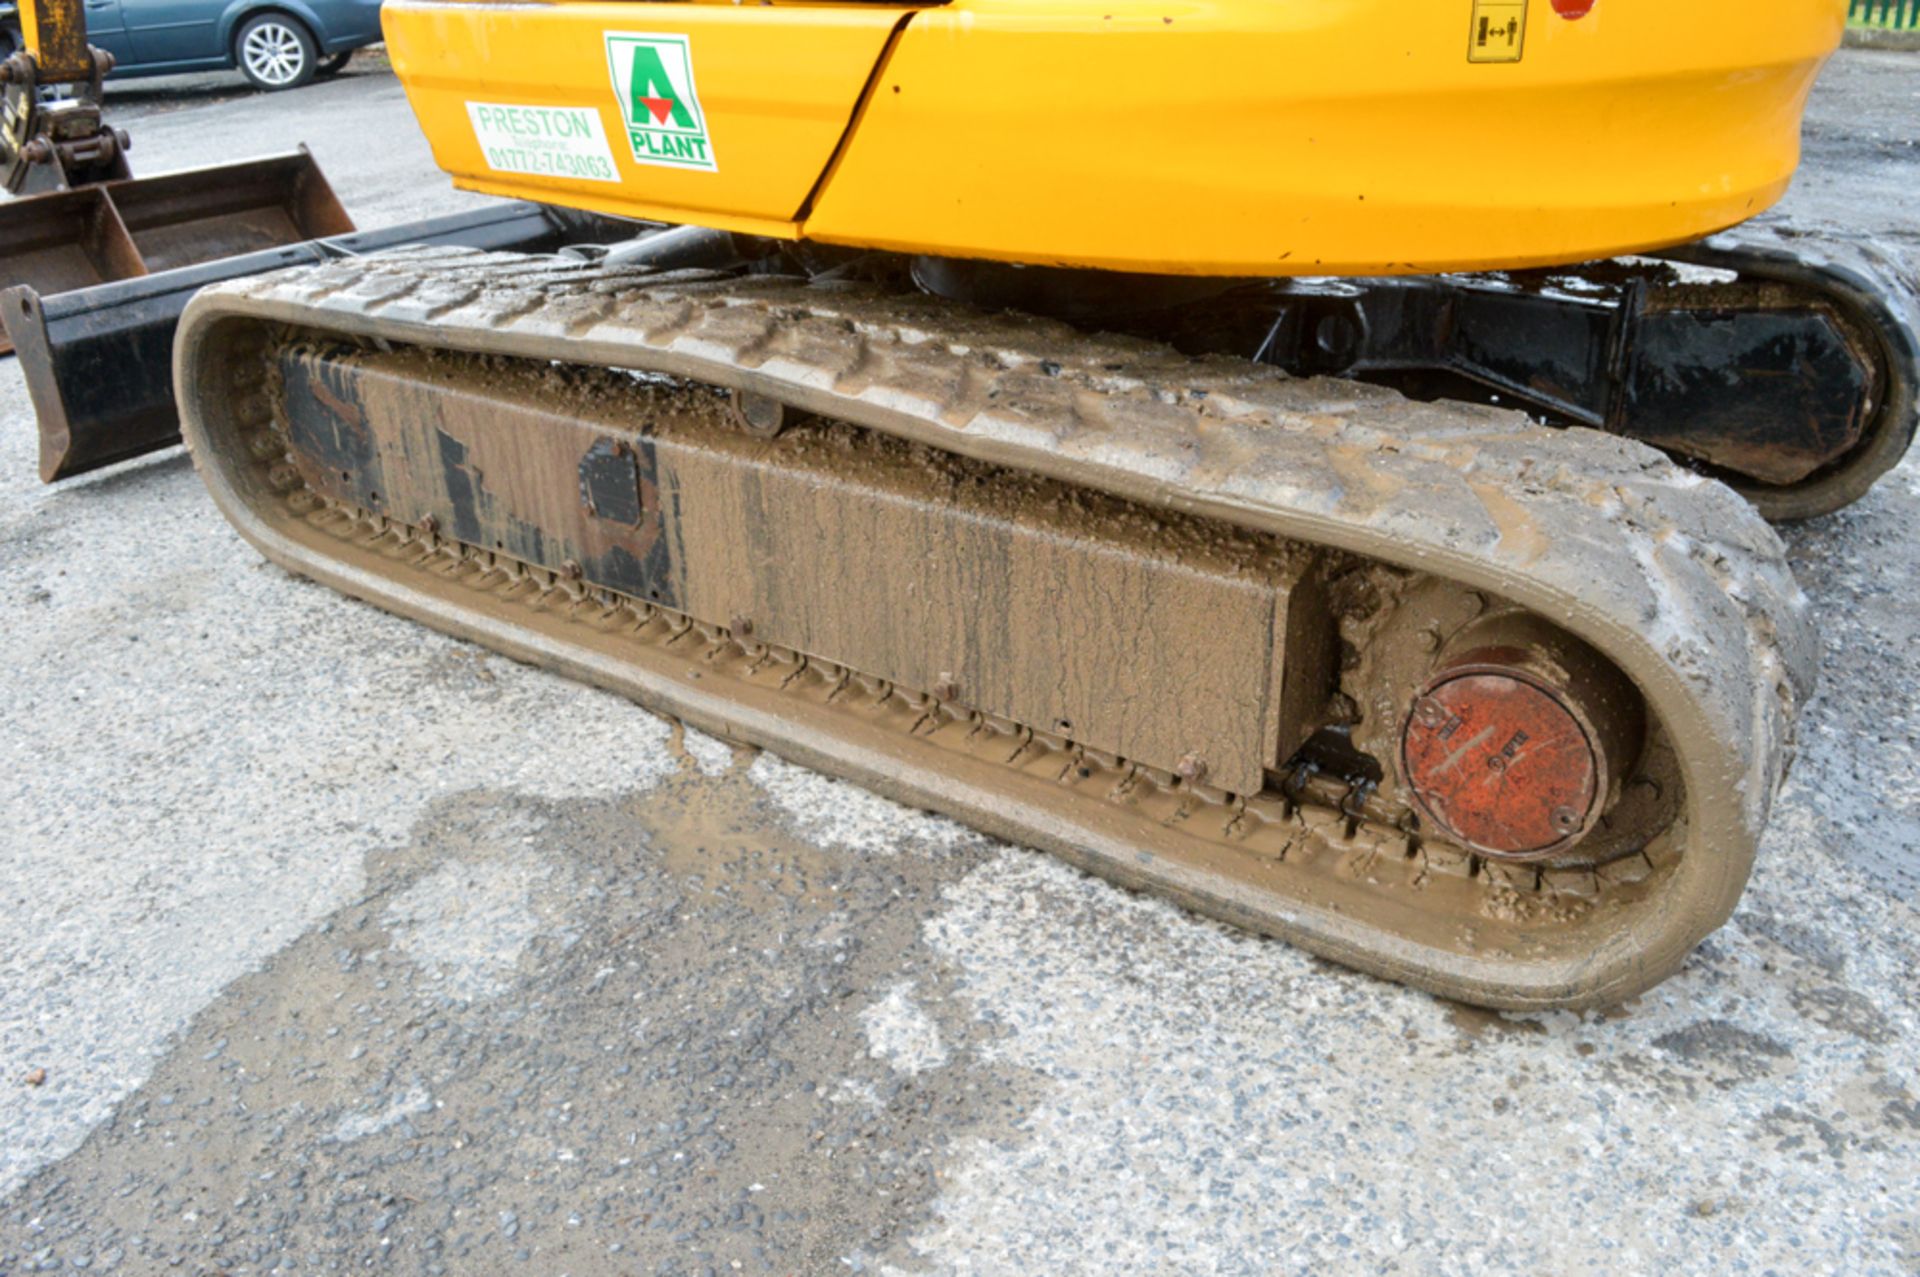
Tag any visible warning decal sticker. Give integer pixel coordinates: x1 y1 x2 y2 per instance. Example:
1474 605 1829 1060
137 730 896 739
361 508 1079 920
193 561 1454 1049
466 102 620 183
1467 0 1527 63
605 32 717 173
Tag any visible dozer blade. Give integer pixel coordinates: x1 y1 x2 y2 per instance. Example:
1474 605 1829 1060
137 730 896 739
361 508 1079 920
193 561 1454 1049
174 249 1817 1010
0 149 348 354
0 148 346 471
3 184 640 482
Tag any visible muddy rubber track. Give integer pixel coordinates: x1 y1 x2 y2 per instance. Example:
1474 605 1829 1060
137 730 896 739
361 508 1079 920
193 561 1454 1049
176 248 1818 1008
1677 220 1920 520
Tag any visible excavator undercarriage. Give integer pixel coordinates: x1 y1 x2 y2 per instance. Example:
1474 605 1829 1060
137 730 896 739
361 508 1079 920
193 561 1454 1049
8 0 1906 1006
175 247 1816 1008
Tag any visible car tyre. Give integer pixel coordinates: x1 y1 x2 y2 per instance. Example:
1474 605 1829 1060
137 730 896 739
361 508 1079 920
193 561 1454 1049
235 13 318 91
316 50 353 77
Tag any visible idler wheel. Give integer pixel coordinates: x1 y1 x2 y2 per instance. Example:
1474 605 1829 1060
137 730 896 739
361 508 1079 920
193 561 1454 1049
1400 636 1641 861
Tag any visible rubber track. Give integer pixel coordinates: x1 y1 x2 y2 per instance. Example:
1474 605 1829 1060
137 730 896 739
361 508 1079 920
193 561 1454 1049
177 248 1821 1006
1673 219 1920 519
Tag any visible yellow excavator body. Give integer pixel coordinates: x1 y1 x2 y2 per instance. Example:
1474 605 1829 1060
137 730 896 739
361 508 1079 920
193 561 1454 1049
383 0 1844 274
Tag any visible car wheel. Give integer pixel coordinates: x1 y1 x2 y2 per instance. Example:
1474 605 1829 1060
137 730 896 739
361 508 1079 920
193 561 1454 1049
316 50 352 77
235 13 318 91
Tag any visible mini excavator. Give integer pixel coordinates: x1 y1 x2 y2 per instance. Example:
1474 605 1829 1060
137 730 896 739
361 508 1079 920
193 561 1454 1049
27 0 1920 1006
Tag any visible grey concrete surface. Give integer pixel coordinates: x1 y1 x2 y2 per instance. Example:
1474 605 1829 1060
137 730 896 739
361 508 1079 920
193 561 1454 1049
1845 28 1920 53
2 50 1918 1277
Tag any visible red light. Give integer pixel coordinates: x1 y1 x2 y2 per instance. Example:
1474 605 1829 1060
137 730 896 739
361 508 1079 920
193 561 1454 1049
1552 0 1595 16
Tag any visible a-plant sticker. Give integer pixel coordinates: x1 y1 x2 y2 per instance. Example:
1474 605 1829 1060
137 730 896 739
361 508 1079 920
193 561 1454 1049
605 32 716 172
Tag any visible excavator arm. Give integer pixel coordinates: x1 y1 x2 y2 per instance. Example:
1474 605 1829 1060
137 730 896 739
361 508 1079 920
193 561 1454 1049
12 0 89 77
0 0 130 193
